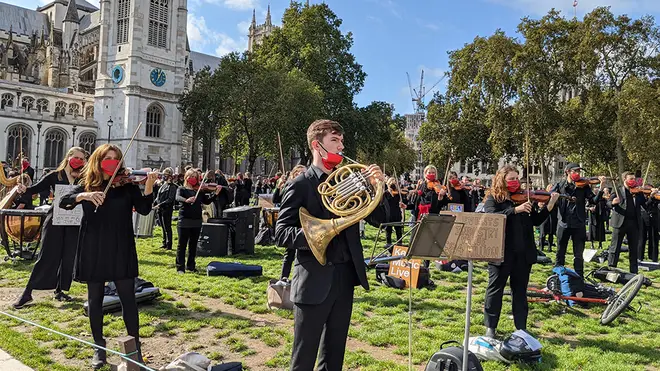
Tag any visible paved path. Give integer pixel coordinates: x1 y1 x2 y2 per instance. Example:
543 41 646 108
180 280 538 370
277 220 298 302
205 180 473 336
0 348 33 371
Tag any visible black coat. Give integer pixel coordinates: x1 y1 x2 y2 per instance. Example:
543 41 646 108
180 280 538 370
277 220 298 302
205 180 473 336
275 166 389 304
155 181 177 209
484 195 549 266
607 187 648 229
551 180 602 228
60 183 153 283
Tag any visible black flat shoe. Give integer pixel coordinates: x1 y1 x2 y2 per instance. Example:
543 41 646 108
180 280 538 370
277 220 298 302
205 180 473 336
54 292 73 302
91 343 107 369
12 295 33 309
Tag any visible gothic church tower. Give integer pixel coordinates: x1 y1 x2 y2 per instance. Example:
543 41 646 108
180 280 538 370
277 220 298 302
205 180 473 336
95 0 187 168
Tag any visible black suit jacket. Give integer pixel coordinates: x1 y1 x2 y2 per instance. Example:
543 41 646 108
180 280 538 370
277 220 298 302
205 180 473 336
275 166 389 305
607 187 648 229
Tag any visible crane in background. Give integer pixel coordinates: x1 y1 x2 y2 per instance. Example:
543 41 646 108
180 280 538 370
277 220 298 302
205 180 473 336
406 70 445 114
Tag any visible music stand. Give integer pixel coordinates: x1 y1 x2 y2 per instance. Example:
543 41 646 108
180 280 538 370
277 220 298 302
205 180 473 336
397 214 462 371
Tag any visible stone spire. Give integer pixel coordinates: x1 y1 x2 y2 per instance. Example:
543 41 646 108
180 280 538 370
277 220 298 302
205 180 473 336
6 25 12 46
306 0 310 7
64 0 80 24
251 9 256 29
266 4 271 26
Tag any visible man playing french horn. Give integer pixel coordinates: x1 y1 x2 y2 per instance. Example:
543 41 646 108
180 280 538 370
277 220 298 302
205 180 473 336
275 119 389 371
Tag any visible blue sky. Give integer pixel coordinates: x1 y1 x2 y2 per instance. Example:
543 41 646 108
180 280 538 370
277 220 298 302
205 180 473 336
10 0 660 115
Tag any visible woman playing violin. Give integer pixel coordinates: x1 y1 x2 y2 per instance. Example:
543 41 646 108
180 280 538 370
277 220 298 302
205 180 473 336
447 171 473 212
417 165 448 218
483 165 559 338
12 147 88 309
58 144 156 368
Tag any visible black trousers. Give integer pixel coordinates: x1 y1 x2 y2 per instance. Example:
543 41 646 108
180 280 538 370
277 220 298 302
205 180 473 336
609 220 639 273
484 254 532 331
280 248 295 279
556 226 586 276
87 279 139 345
157 207 174 248
177 226 200 272
291 263 355 371
638 220 658 262
26 221 78 292
385 225 403 245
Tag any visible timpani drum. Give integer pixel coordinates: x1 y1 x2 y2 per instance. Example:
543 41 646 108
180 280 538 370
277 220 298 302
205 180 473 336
0 208 48 260
263 207 280 231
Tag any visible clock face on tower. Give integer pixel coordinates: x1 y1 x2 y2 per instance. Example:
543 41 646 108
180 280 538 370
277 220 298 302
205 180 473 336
150 68 166 87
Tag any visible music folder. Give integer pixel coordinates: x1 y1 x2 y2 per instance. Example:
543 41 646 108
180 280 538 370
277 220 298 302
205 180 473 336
405 214 458 260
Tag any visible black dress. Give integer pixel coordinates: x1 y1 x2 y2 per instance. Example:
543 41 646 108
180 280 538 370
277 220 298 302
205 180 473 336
60 183 153 283
590 198 607 242
24 170 80 291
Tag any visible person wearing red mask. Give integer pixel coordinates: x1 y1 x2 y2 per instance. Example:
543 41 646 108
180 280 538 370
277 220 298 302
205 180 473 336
175 169 221 274
483 165 559 337
417 165 448 218
447 171 473 211
607 171 649 273
12 147 88 309
549 163 606 277
21 157 35 182
275 119 388 371
58 144 157 369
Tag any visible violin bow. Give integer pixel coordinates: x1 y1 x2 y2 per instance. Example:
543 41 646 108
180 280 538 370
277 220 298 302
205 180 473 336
393 167 404 221
607 164 621 201
96 121 143 213
277 131 285 172
193 171 209 202
525 130 531 203
643 160 652 186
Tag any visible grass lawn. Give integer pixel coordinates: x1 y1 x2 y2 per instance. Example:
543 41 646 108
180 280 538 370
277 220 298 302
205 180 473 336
0 211 659 371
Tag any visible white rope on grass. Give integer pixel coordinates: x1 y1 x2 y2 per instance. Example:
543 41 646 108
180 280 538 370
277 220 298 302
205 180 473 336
0 310 157 371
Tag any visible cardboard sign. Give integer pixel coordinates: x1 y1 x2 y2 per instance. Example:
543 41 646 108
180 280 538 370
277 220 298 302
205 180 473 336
52 184 83 226
448 203 464 213
388 245 423 288
439 211 506 262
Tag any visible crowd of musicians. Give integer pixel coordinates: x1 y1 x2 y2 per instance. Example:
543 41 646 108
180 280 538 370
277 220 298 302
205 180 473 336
0 117 657 370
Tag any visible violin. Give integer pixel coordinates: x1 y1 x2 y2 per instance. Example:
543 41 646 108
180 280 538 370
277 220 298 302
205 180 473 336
510 190 576 204
113 168 156 185
630 184 653 195
574 177 601 188
196 182 220 192
427 180 448 194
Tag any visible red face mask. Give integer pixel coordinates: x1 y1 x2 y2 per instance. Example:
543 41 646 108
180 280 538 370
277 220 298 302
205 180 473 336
69 157 85 170
21 160 30 171
626 179 637 188
507 180 520 193
570 173 581 182
450 178 460 186
100 159 120 177
426 173 436 181
188 177 199 186
321 151 343 170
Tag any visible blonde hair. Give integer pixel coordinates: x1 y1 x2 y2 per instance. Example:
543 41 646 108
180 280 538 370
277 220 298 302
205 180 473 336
491 165 518 203
81 144 122 191
424 165 438 175
288 165 306 182
184 169 198 187
55 146 87 181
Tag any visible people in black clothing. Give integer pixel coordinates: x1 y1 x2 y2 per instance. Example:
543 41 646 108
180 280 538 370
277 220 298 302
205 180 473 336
275 119 388 371
589 185 609 250
638 189 659 262
539 184 558 252
12 174 34 209
550 163 606 277
234 173 247 206
38 168 52 205
483 165 559 338
176 169 221 273
278 165 307 280
384 177 407 245
154 167 177 250
469 178 485 210
12 147 88 309
608 172 647 274
447 171 473 212
59 144 155 369
244 172 253 205
21 158 35 182
417 165 448 218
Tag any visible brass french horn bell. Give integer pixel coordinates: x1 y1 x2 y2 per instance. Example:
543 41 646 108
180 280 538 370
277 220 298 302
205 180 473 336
299 163 384 265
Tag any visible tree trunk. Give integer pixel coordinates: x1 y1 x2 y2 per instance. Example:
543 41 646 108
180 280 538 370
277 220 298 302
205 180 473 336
191 129 199 167
207 126 216 171
540 159 549 189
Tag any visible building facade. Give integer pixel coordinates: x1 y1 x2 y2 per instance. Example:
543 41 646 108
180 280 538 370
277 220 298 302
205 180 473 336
0 0 219 173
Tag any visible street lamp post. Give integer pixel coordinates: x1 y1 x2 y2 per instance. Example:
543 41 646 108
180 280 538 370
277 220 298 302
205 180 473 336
107 118 113 143
72 125 77 148
36 121 42 174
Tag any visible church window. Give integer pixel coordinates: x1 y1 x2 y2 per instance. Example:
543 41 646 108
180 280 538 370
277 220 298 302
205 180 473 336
55 101 67 117
36 98 49 113
148 0 169 49
43 128 67 168
117 0 130 44
68 103 80 117
146 104 163 138
21 96 35 112
78 132 96 154
85 105 95 120
1 93 13 109
7 124 31 161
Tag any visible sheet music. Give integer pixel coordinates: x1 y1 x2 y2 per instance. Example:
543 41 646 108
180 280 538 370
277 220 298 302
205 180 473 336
52 184 83 226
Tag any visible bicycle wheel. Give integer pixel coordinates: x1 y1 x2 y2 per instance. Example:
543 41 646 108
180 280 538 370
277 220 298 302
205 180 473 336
600 274 645 325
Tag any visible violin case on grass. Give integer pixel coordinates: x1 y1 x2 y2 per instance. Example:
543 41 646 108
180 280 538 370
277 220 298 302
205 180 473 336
206 261 262 278
592 266 652 286
83 278 160 315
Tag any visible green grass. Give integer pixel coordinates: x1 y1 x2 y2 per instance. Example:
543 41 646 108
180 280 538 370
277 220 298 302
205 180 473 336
1 211 659 370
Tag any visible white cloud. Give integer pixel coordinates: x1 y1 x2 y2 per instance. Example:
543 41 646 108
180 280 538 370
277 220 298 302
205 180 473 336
188 13 247 56
237 20 252 35
367 15 383 24
223 0 257 10
487 0 660 16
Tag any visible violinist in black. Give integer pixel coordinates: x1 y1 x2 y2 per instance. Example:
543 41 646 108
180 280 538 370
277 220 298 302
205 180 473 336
447 171 473 212
154 167 177 250
59 144 156 369
384 177 408 245
417 165 448 218
176 169 220 273
550 163 605 277
12 147 87 309
640 189 659 262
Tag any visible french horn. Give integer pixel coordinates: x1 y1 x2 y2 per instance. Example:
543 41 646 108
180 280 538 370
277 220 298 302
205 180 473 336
299 162 384 265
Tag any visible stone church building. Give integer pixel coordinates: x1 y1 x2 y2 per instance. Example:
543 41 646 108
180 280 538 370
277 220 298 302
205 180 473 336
0 0 220 173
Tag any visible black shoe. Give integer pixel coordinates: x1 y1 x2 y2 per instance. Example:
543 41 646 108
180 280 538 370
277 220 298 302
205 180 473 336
159 244 167 249
12 295 33 309
187 268 198 273
91 342 107 369
485 328 496 338
54 292 72 302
